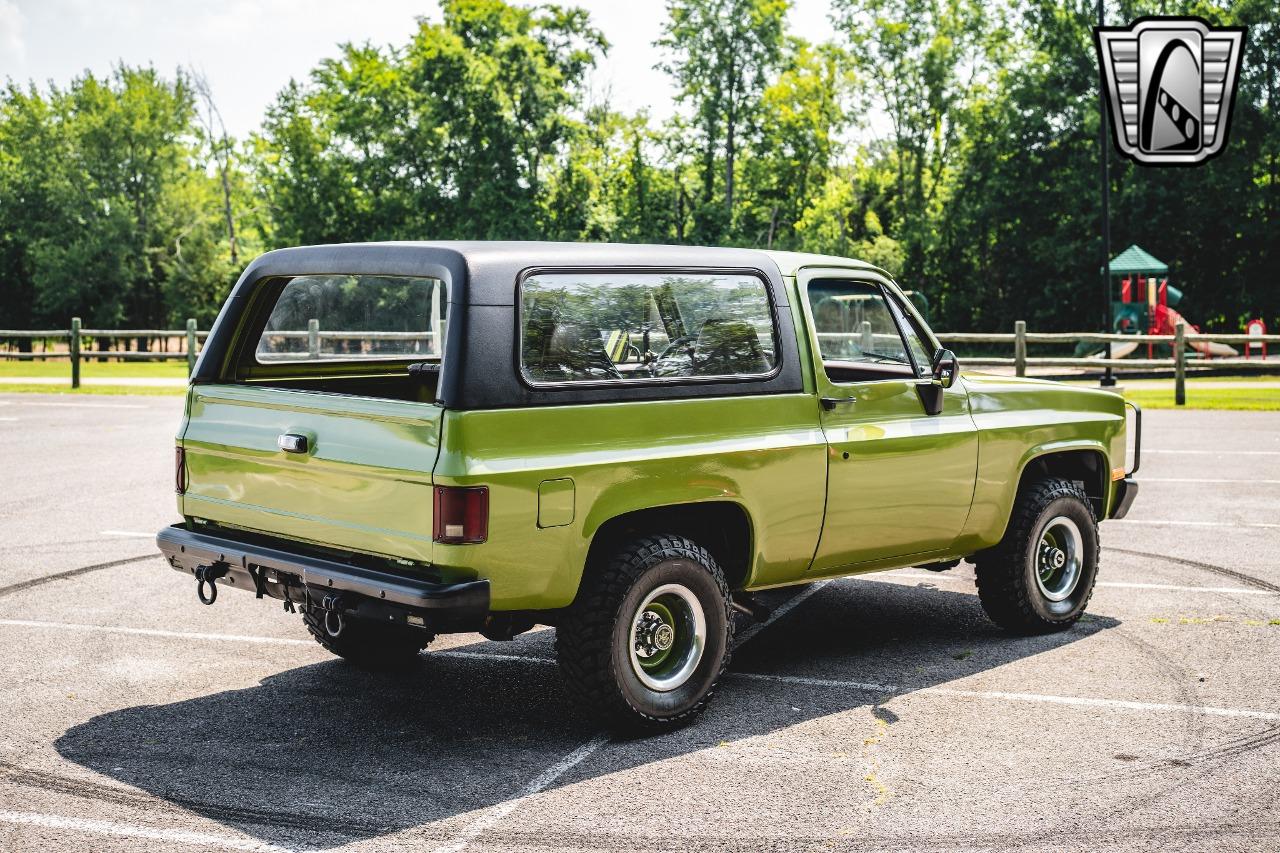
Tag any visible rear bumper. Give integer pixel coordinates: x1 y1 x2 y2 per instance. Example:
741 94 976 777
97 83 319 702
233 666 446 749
1110 477 1139 520
156 524 489 630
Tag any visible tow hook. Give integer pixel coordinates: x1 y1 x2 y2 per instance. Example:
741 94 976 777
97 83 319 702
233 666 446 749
194 562 230 605
321 594 346 638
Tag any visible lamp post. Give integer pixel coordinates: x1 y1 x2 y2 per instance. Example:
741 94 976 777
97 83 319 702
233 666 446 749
1098 0 1115 387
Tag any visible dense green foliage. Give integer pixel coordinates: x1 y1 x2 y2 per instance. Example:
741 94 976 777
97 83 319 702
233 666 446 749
0 0 1275 333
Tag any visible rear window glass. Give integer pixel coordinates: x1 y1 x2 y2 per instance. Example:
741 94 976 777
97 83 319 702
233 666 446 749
256 275 446 363
520 271 777 384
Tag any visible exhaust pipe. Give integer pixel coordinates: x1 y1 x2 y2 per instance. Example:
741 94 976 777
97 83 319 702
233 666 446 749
730 592 772 623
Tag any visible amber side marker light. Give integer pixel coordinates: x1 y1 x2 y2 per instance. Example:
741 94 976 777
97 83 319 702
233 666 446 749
175 446 187 494
433 486 488 544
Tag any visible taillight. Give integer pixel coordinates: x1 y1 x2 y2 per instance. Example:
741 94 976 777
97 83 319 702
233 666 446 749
175 446 187 494
433 486 488 544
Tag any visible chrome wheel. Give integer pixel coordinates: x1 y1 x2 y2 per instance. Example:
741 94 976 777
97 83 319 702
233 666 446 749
1036 516 1083 602
628 583 706 692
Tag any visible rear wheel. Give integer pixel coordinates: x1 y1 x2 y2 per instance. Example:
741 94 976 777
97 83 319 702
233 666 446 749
302 607 433 669
973 477 1099 634
556 534 732 734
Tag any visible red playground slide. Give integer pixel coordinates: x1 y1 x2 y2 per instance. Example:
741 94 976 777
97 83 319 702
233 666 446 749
1152 304 1238 358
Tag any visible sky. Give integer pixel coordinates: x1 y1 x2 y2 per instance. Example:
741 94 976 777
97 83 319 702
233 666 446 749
0 0 838 138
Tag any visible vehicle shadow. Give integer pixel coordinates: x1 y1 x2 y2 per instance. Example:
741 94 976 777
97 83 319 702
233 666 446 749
53 576 1118 849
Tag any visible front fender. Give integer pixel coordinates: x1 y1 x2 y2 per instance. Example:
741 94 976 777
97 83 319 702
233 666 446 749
957 374 1124 552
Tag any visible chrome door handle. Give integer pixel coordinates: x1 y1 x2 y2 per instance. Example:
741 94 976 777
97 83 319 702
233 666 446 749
277 433 309 453
820 396 857 411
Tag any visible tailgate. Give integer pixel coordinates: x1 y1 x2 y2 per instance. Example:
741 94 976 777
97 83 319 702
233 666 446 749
180 383 442 563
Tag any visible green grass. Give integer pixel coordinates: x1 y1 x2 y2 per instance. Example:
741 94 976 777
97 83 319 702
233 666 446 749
1063 374 1280 387
0 359 188 379
0 383 184 397
1124 387 1280 411
2 358 1274 407
1120 374 1280 387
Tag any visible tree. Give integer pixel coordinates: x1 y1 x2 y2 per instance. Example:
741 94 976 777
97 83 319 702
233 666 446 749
254 0 607 245
0 66 238 332
542 106 686 243
657 0 789 241
2 0 1277 339
190 70 240 267
741 38 849 248
831 0 993 280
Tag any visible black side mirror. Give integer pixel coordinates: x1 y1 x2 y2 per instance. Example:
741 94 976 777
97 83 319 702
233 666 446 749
931 348 959 389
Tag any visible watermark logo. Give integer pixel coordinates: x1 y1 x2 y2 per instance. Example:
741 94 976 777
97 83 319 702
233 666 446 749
1095 17 1246 166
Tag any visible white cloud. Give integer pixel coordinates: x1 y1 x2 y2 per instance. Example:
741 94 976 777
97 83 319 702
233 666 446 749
0 0 26 67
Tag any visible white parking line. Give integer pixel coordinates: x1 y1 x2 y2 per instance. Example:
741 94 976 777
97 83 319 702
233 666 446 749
735 579 831 645
0 416 18 421
101 530 157 538
1105 519 1280 530
0 400 147 409
439 655 1280 723
0 811 297 852
1144 449 1280 456
442 649 556 665
881 571 1276 596
428 735 610 853
3 616 1277 730
0 619 312 646
430 580 833 853
732 671 1280 721
1142 477 1280 485
0 584 834 853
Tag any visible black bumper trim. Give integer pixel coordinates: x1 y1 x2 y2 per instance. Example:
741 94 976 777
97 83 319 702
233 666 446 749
1124 400 1142 476
156 524 489 618
1111 477 1139 520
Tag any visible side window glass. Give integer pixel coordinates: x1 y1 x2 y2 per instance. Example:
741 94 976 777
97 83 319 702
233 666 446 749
806 280 914 380
520 272 777 384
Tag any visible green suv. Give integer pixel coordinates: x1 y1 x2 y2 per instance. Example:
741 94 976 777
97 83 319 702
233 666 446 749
157 242 1140 731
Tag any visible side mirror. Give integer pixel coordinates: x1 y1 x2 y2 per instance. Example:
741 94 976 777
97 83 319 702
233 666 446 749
931 348 959 389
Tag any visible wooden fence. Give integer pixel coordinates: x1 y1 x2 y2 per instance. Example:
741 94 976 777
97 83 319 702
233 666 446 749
941 321 1280 405
2 317 1278 404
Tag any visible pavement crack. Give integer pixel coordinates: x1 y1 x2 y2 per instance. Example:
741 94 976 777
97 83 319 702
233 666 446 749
0 553 156 599
1106 547 1280 594
0 759 387 839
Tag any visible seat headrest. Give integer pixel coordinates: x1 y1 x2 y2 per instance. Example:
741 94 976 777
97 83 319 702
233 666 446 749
694 319 769 375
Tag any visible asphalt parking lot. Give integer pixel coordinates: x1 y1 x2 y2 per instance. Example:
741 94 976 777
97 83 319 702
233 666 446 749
1 393 1278 852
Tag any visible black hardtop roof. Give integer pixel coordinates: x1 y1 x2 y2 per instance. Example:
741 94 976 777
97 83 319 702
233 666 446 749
200 240 885 407
234 240 811 306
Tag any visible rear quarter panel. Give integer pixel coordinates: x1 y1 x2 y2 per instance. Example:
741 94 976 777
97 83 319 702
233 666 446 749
958 373 1125 551
433 394 828 610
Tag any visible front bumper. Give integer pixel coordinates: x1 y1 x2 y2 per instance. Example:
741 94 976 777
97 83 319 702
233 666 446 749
1110 400 1142 520
156 524 489 631
1111 477 1139 520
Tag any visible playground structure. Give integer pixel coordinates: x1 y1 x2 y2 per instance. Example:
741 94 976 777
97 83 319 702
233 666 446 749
1093 244 1238 361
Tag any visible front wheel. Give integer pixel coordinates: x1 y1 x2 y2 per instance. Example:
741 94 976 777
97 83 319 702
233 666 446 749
973 477 1100 634
555 534 733 734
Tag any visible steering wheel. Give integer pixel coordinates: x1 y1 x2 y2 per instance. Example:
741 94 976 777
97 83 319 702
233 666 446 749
652 335 698 376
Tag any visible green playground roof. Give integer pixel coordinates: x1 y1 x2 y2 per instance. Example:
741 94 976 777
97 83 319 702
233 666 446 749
1107 244 1168 275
